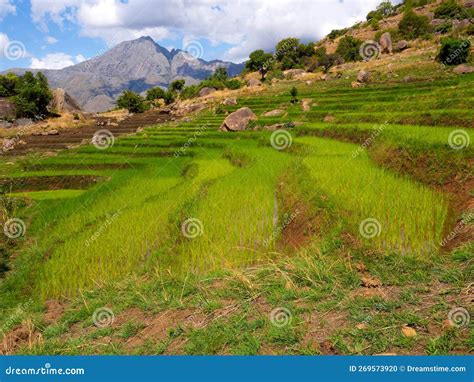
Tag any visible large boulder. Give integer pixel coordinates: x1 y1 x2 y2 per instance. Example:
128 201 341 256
247 78 262 87
222 97 237 106
263 109 285 117
199 87 216 97
219 107 257 131
284 69 306 78
379 32 392 54
397 40 408 51
357 70 370 83
453 64 474 75
48 88 82 114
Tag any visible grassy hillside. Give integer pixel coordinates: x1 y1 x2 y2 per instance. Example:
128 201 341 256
0 50 472 355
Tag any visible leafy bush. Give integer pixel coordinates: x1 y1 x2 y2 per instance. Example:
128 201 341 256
169 79 185 92
225 79 242 90
146 86 165 100
335 36 362 62
327 28 348 40
436 38 471 65
12 72 52 119
163 90 175 105
434 0 472 19
434 22 452 35
180 85 200 99
0 73 18 97
116 90 147 113
266 70 284 81
290 87 298 104
398 10 431 40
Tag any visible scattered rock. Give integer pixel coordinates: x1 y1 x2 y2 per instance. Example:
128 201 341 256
222 97 237 106
397 40 408 51
320 74 328 81
15 118 33 126
284 68 306 78
453 19 471 31
301 99 312 112
357 70 370 83
453 64 474 75
198 87 216 97
430 19 444 27
263 123 285 131
379 32 393 54
219 107 257 131
323 115 335 123
263 109 285 117
401 326 417 337
361 276 381 288
356 323 367 330
0 120 13 129
351 81 363 88
305 80 313 85
47 129 59 135
247 78 262 87
404 75 415 83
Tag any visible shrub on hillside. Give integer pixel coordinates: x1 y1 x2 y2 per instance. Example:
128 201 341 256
13 72 52 119
169 79 185 92
116 90 147 113
335 36 362 62
225 79 242 90
398 10 431 40
163 90 175 105
0 73 18 97
146 86 165 101
436 38 471 65
180 85 199 99
327 28 348 40
434 0 472 19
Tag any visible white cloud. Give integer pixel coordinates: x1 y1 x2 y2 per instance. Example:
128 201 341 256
30 0 393 62
0 32 10 57
0 0 15 20
30 53 76 69
45 36 58 44
75 54 86 63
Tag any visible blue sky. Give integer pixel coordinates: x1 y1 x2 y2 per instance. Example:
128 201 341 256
1 0 386 71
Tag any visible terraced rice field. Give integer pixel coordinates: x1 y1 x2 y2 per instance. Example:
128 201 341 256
0 72 472 355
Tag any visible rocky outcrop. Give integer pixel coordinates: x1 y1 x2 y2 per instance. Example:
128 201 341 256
453 64 474 75
219 107 256 131
301 99 312 112
397 40 408 51
199 87 216 97
247 78 262 87
263 109 285 117
357 70 370 83
379 32 392 54
222 97 237 106
49 88 82 114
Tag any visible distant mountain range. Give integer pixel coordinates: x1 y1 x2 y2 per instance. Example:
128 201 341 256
4 36 244 112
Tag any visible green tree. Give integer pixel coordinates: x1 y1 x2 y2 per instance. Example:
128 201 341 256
146 86 165 100
398 10 431 40
290 86 298 104
335 36 362 62
246 49 274 80
169 79 185 93
0 73 19 97
163 90 175 105
211 67 228 82
436 38 471 66
116 90 146 113
13 71 52 119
